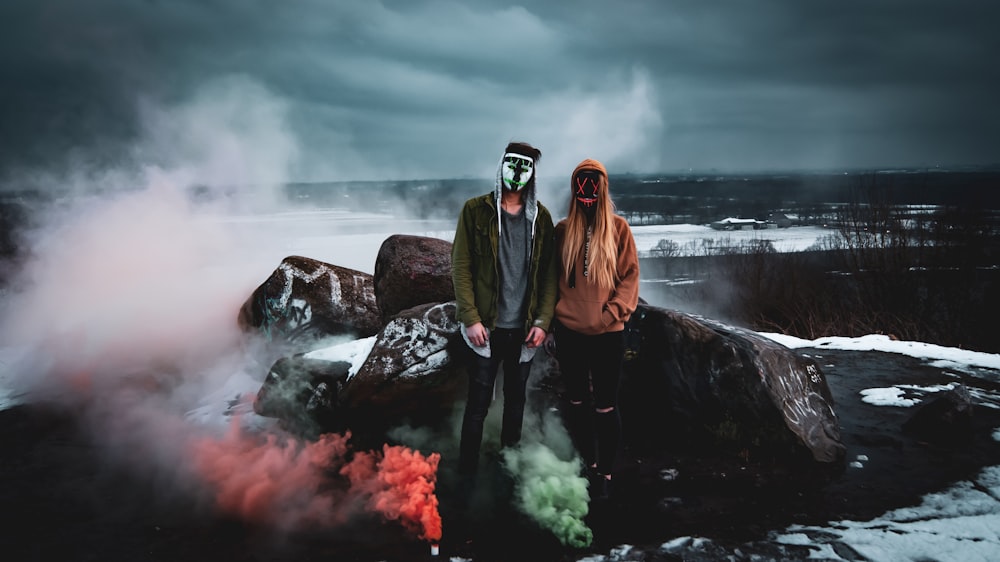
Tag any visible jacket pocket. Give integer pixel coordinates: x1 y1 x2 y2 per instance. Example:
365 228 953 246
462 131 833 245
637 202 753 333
473 223 493 257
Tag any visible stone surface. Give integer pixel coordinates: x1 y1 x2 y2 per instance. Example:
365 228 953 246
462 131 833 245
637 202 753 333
253 354 352 436
373 234 454 324
337 301 467 432
615 304 845 462
237 255 381 355
902 383 975 443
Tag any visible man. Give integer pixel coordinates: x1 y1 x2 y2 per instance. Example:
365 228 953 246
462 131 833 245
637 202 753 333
451 141 557 483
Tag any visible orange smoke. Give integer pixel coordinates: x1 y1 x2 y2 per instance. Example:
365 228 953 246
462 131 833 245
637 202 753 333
343 444 443 542
192 420 441 541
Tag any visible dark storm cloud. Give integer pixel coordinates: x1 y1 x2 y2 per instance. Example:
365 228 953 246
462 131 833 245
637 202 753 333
1 0 997 188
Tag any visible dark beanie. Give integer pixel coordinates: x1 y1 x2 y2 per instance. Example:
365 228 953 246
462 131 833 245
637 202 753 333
504 141 541 162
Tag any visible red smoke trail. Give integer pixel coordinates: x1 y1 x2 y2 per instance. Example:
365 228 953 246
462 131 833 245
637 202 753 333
192 421 353 530
343 444 443 542
192 420 442 541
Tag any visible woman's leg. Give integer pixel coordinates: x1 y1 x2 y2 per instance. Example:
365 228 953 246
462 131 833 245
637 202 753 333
590 330 626 479
555 324 596 466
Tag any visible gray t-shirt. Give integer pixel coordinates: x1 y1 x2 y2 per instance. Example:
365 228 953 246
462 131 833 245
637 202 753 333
496 207 530 329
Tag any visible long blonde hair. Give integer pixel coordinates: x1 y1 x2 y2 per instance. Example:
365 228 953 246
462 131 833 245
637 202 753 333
561 159 619 290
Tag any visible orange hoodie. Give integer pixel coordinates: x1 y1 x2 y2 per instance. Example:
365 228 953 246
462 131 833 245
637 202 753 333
554 213 639 335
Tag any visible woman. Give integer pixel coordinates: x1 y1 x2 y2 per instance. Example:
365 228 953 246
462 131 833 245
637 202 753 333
552 158 639 500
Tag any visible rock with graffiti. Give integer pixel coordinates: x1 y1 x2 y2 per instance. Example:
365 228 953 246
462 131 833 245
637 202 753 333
244 235 846 464
613 306 846 462
338 301 467 433
237 255 381 359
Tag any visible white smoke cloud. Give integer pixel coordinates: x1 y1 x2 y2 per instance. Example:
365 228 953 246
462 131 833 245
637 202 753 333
133 75 299 212
0 76 306 500
522 66 664 177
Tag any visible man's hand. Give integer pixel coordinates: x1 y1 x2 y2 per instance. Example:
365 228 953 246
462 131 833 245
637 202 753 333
524 326 546 349
466 322 489 347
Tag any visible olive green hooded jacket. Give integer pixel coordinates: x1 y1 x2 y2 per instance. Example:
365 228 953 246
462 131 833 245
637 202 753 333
451 185 557 338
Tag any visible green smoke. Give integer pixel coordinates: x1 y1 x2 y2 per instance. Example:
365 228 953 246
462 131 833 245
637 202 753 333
502 442 593 548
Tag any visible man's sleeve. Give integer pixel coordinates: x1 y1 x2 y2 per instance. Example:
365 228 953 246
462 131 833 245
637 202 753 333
533 213 558 332
451 202 480 326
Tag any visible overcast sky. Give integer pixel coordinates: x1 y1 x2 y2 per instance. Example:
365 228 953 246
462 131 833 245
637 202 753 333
1 0 998 188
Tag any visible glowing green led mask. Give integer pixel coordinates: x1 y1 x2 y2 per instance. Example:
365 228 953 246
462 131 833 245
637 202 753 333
501 153 534 192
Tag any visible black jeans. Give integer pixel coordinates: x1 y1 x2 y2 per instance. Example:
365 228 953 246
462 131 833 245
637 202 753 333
555 324 625 475
458 327 532 475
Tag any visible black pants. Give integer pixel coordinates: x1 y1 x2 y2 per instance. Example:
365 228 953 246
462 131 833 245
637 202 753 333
458 327 532 475
555 324 625 476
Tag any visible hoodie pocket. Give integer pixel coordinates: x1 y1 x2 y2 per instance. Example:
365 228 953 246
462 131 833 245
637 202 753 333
555 297 608 334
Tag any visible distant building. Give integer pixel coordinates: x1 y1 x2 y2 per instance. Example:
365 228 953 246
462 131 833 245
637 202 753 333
767 212 793 228
710 217 763 231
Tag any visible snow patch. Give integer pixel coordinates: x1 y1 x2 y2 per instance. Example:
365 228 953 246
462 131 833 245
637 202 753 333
304 336 376 381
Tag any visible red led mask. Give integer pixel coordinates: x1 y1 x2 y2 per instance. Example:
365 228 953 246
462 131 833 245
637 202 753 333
574 169 602 217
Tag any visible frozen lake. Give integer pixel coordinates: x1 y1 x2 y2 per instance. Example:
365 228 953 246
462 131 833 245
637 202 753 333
209 207 834 276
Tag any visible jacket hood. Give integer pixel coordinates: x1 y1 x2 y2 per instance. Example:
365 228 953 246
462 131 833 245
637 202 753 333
572 158 607 179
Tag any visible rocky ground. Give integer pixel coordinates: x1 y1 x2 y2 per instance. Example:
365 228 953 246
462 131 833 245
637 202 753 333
2 348 1000 561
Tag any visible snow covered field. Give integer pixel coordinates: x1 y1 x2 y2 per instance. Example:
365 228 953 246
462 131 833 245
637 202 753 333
204 207 834 275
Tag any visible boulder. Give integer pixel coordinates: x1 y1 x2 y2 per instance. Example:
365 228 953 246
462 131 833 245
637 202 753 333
373 234 454 323
237 255 381 355
902 384 975 443
614 304 845 462
252 354 352 437
337 301 466 431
